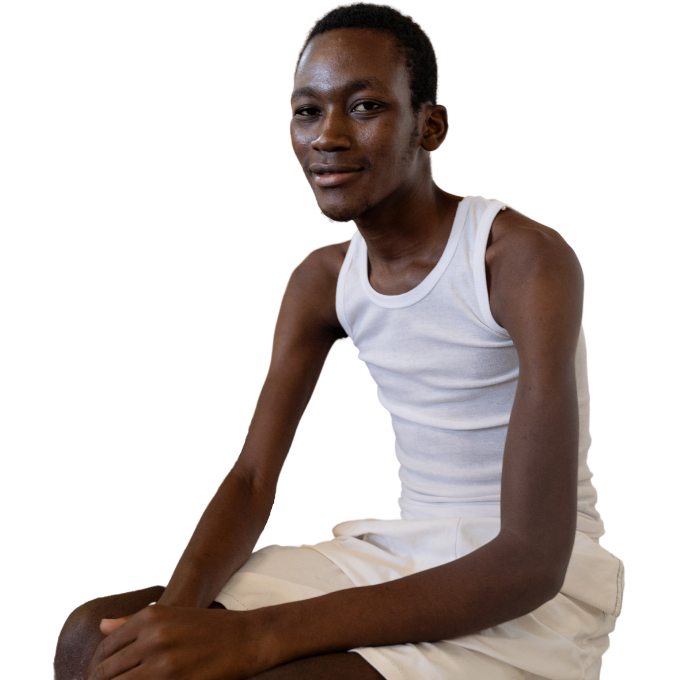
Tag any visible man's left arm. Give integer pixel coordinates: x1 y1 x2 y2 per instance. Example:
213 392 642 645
254 209 584 667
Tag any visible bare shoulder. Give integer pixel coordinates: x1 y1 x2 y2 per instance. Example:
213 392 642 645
487 207 581 279
487 205 571 247
318 239 352 264
285 240 351 337
486 207 583 336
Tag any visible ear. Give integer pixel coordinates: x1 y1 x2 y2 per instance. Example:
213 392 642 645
420 104 449 152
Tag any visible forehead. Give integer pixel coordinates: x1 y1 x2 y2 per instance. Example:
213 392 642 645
294 28 410 98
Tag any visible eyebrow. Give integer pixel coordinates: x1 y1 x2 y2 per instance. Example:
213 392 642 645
291 77 387 102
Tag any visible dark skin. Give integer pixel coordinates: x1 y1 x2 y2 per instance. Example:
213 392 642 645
83 28 583 680
290 29 460 287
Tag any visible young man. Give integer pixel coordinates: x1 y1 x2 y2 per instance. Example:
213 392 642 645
56 4 623 679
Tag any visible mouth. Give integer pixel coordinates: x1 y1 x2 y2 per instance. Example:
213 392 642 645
314 171 361 187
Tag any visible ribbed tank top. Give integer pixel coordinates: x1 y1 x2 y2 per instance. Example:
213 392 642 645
336 195 604 540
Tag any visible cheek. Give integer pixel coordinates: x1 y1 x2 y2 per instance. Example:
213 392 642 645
290 125 308 164
290 138 302 167
357 121 413 172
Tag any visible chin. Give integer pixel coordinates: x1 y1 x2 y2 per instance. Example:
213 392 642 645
317 197 375 224
320 210 352 224
319 207 356 223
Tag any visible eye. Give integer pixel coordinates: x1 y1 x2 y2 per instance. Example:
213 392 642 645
352 101 382 113
295 102 381 118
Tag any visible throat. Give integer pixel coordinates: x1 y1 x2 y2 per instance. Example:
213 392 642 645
367 255 440 296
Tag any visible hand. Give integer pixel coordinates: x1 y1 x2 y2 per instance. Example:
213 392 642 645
85 604 265 680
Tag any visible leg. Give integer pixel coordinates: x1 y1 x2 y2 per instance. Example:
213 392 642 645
56 587 227 680
250 652 384 680
54 585 164 680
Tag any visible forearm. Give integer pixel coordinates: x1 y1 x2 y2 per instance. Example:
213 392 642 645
158 464 274 608
255 530 561 669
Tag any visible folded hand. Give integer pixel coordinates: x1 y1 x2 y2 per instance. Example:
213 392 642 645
85 604 263 680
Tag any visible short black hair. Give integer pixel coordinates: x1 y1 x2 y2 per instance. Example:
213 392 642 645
299 3 437 112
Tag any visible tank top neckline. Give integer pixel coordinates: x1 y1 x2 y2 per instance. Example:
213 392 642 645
357 196 471 309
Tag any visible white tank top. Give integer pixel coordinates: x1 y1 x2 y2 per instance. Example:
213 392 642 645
336 195 604 539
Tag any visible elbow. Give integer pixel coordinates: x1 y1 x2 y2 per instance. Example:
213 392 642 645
509 565 564 616
537 531 574 602
545 577 564 602
538 567 566 604
499 531 572 609
524 555 570 608
546 559 570 599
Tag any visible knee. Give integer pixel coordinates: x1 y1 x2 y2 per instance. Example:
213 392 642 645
58 604 87 647
60 599 103 641
54 586 164 680
54 599 106 680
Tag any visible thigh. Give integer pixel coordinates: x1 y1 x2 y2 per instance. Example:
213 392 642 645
251 652 384 680
70 585 166 621
239 545 354 592
74 586 225 626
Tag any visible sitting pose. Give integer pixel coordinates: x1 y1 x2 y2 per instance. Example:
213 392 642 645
55 4 623 679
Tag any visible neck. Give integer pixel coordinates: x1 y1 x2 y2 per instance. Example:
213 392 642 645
354 174 461 269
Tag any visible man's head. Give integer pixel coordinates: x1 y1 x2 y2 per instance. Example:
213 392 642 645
299 3 438 113
291 3 448 223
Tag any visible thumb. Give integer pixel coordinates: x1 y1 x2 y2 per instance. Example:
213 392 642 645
100 615 133 635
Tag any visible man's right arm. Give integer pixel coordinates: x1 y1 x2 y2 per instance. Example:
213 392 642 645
156 242 348 608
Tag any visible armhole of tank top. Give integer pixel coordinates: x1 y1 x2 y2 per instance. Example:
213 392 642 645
472 200 511 337
335 233 359 338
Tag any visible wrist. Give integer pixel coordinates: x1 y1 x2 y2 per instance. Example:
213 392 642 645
160 559 253 608
157 572 213 608
248 604 294 669
156 593 199 607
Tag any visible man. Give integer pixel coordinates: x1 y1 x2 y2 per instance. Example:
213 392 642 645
56 4 623 679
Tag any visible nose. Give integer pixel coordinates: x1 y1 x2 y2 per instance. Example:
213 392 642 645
312 109 351 152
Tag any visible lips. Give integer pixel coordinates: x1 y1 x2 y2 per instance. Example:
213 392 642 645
309 163 363 187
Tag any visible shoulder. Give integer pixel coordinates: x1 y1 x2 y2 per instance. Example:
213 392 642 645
486 207 583 335
284 239 352 338
487 207 582 283
307 238 351 274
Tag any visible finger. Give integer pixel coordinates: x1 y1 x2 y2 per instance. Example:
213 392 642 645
101 615 133 635
87 639 141 680
87 614 140 676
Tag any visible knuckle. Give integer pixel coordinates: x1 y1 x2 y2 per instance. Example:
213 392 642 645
154 623 173 647
139 605 158 623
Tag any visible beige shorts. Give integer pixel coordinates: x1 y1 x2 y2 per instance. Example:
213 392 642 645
215 533 620 680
